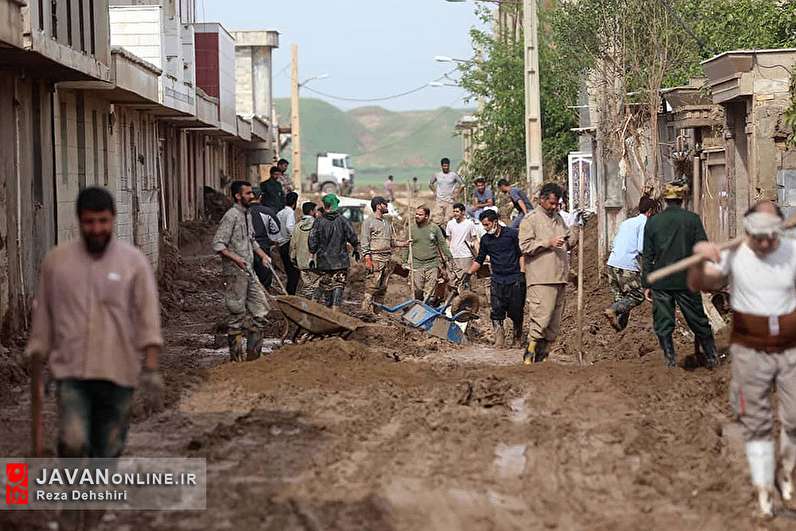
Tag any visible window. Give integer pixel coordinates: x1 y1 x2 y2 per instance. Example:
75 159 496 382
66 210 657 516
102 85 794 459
333 158 344 168
60 101 68 185
345 156 352 169
32 83 43 202
88 0 95 55
102 113 109 186
91 110 98 186
66 0 72 46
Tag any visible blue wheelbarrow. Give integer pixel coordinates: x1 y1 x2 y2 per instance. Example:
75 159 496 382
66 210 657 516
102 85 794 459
375 290 479 344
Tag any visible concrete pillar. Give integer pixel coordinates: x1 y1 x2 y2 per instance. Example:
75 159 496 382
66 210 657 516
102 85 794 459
252 46 272 118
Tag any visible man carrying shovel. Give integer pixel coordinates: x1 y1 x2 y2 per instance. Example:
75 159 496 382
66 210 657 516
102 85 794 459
213 180 273 362
688 201 796 518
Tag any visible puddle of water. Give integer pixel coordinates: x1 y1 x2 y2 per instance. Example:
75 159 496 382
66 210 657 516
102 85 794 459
493 443 527 479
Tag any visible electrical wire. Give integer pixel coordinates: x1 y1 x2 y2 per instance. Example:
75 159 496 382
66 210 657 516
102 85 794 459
300 68 460 103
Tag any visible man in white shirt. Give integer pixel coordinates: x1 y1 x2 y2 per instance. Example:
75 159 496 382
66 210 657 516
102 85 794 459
603 196 656 331
429 157 463 226
275 192 300 294
689 200 796 518
446 203 479 289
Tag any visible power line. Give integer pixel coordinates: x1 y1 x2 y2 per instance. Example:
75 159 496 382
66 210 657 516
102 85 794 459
300 69 459 103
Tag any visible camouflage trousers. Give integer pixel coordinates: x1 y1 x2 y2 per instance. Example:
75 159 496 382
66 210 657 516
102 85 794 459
224 267 271 333
607 266 645 325
318 269 348 307
298 269 322 300
364 254 396 306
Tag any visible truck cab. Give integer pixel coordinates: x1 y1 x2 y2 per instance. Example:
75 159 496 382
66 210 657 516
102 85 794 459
309 152 355 195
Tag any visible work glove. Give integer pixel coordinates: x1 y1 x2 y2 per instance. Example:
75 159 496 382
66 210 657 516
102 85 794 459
139 368 165 415
352 250 361 262
364 255 374 271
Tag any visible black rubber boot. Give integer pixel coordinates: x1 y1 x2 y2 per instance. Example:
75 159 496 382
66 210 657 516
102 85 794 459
246 330 264 361
657 335 676 368
533 339 549 364
697 335 719 369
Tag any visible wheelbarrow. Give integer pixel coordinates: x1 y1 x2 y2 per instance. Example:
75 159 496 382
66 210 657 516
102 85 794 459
374 290 478 345
274 295 367 344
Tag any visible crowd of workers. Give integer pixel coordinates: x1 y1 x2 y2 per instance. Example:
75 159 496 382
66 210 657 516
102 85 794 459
20 153 796 520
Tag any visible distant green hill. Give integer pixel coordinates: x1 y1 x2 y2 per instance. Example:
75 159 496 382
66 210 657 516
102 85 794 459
274 98 471 187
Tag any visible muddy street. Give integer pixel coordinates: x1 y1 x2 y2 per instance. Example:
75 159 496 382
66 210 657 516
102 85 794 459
0 226 788 531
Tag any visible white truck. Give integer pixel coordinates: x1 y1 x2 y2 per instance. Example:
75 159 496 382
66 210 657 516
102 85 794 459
308 152 355 195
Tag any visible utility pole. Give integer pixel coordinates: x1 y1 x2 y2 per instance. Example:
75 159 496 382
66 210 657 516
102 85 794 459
523 0 543 193
290 44 302 192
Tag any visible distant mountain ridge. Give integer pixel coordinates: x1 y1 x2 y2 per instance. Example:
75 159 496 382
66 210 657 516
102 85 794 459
274 98 471 186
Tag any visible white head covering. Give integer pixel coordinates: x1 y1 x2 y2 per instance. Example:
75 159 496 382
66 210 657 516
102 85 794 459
743 212 782 237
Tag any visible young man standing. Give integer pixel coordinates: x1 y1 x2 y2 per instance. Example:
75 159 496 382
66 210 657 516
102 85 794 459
25 187 163 458
467 210 525 348
407 205 453 302
361 196 406 311
689 201 796 518
309 194 360 308
519 182 572 364
290 202 322 300
384 175 396 203
249 193 281 289
429 157 463 226
498 179 532 229
213 181 273 362
276 158 293 193
446 203 479 288
275 191 300 295
642 182 717 369
603 196 656 331
470 177 495 219
260 165 286 211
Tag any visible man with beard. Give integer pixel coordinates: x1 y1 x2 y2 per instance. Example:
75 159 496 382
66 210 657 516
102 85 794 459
407 205 453 302
360 196 408 311
25 187 164 459
276 158 293 193
309 194 360 308
212 180 273 362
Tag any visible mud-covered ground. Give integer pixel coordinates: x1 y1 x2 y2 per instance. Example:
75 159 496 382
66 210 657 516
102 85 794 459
0 220 791 530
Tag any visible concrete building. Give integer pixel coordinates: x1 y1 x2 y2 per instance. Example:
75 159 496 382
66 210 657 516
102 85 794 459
0 0 113 332
702 49 796 229
232 30 280 166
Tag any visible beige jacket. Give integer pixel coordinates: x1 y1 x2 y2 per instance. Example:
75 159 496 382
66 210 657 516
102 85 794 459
519 206 572 285
25 240 163 388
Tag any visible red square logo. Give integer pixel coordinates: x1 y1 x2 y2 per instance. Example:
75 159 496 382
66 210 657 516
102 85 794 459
6 463 28 505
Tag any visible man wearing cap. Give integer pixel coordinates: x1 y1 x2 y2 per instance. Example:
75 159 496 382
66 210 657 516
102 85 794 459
309 194 360 308
360 196 407 311
689 201 796 518
642 182 718 369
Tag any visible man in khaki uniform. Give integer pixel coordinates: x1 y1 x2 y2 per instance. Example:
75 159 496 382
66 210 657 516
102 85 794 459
290 201 321 300
361 196 407 311
519 182 572 364
213 180 273 362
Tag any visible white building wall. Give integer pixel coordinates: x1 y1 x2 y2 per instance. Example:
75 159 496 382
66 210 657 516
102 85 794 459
218 29 237 134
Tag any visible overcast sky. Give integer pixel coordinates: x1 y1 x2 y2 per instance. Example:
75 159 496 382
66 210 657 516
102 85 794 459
201 0 483 111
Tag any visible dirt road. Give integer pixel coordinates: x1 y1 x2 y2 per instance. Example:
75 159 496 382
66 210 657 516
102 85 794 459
0 223 790 530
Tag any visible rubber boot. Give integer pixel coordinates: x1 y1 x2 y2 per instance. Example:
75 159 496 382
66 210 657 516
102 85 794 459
603 307 622 332
523 340 536 365
657 335 677 368
780 429 796 509
746 440 775 518
492 320 505 349
331 287 344 309
697 335 719 369
533 339 549 364
246 330 264 361
511 325 523 347
227 332 245 363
